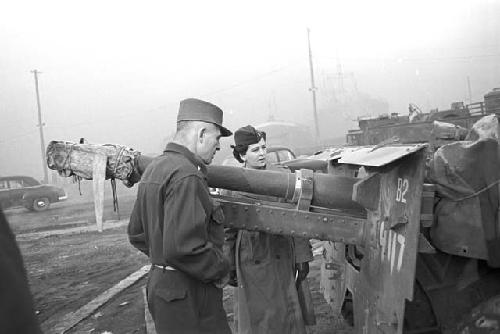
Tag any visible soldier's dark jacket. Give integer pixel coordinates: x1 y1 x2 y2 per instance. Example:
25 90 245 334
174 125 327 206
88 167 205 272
128 142 229 282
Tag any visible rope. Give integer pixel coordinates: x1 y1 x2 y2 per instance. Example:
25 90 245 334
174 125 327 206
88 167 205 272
451 179 500 202
61 142 82 195
436 148 500 202
77 177 82 196
61 142 76 175
110 178 120 219
112 146 126 176
107 144 125 217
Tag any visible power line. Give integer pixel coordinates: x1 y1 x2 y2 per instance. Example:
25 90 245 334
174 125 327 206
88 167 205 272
5 64 305 144
199 62 300 99
318 53 500 63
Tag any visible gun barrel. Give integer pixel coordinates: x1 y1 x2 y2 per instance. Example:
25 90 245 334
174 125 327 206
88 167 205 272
206 165 362 211
122 155 364 212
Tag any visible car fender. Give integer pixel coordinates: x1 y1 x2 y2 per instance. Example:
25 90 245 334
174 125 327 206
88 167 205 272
21 187 58 203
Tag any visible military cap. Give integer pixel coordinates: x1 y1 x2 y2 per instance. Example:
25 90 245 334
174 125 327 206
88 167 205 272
177 98 232 137
233 125 266 147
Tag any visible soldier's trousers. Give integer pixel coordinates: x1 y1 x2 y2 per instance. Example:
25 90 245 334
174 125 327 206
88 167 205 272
147 266 231 334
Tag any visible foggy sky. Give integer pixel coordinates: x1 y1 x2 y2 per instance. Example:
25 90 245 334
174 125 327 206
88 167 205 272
1 0 499 179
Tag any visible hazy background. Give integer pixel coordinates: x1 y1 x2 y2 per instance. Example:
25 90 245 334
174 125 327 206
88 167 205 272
1 0 499 180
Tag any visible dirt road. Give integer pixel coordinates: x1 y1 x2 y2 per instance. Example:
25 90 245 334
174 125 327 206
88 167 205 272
6 185 353 333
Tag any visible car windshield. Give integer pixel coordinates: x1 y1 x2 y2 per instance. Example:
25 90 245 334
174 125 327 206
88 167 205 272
277 150 293 162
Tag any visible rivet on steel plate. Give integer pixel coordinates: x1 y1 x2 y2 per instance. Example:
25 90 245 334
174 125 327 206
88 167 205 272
291 230 295 234
323 217 328 222
244 206 248 211
266 227 271 231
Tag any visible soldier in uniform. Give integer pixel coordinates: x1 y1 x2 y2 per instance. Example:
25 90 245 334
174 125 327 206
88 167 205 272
225 125 313 334
128 98 233 334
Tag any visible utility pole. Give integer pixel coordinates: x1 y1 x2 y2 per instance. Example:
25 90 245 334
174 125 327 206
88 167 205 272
467 76 472 104
32 69 49 184
336 55 345 95
307 28 320 141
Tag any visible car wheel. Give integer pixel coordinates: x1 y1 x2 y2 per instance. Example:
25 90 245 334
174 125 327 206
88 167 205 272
32 197 50 211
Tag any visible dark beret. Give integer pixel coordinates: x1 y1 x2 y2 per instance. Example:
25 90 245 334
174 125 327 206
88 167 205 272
233 125 266 147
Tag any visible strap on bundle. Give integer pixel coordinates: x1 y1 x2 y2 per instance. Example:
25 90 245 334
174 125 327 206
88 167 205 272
108 145 126 218
110 178 120 219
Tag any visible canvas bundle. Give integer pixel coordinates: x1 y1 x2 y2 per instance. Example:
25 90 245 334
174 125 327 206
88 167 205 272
46 140 142 184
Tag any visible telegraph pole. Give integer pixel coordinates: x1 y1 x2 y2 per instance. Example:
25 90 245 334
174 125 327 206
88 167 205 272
467 76 473 104
307 28 320 141
32 69 49 184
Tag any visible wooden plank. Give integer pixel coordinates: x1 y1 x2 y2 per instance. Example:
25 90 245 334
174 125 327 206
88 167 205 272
52 265 150 334
92 153 107 232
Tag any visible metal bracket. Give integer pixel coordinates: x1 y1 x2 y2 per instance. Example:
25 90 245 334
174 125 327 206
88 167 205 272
292 169 314 211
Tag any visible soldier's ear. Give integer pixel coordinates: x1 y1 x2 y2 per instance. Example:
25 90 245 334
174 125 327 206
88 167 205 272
198 127 207 143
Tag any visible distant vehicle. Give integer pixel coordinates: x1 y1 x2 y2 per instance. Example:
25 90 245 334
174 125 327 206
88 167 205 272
345 87 500 146
220 146 296 167
0 176 67 211
266 146 296 164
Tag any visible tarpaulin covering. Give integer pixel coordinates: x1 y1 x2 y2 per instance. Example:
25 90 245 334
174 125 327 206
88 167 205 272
429 118 500 266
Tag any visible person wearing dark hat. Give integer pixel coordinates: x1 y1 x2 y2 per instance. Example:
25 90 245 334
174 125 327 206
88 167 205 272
128 98 232 334
225 125 313 334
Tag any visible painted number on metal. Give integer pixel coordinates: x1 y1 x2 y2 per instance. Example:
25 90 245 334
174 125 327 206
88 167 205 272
396 178 409 203
379 220 406 273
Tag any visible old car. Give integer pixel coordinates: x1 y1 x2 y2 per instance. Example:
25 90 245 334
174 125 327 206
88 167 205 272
0 176 67 211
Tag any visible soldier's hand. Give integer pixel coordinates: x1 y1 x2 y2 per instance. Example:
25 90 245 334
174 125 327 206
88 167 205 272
228 270 238 287
295 262 309 284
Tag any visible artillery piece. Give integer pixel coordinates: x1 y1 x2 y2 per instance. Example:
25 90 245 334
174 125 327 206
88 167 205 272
41 90 500 334
46 102 500 333
47 139 449 333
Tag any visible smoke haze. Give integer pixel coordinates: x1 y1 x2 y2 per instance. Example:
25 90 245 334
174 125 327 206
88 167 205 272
1 0 499 179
